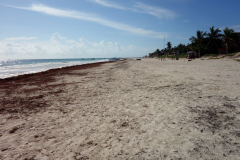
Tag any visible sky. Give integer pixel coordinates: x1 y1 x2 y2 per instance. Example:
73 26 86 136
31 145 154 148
0 0 240 59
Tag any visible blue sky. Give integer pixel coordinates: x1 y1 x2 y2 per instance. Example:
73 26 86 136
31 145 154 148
0 0 240 59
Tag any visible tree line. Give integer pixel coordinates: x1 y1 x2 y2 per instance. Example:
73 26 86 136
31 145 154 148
147 26 240 58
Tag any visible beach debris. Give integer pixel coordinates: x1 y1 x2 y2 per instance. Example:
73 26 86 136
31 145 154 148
9 126 19 134
87 141 93 145
187 103 238 133
74 153 89 160
121 122 129 127
223 103 236 109
23 157 35 160
34 135 39 138
110 120 117 123
143 104 148 108
224 96 235 101
1 147 8 151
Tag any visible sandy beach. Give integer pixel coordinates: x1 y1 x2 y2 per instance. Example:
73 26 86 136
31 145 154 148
1 58 240 159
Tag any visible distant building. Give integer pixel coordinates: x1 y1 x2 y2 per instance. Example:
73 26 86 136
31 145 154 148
187 51 196 59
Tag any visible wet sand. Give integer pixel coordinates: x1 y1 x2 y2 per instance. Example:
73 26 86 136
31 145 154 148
1 58 240 159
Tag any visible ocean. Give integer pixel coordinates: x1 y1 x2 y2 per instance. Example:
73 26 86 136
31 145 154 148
0 58 109 79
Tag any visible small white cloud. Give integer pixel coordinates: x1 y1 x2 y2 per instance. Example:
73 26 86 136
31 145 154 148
4 37 38 41
50 33 75 44
87 0 125 10
6 43 13 47
220 25 240 32
133 2 176 19
230 25 240 32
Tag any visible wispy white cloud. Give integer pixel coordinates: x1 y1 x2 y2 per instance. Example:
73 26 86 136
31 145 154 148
230 25 240 32
7 4 166 38
0 33 154 59
87 0 125 10
220 25 240 32
4 37 38 41
133 2 176 19
87 0 176 19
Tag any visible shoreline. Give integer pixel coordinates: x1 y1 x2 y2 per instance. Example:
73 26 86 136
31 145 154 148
0 59 112 80
0 60 117 115
1 58 240 159
0 60 116 81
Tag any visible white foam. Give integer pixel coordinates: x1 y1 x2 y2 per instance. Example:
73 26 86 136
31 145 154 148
0 59 109 79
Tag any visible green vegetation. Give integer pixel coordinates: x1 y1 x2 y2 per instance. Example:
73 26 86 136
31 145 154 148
203 54 215 57
189 30 207 57
157 53 187 59
206 26 222 54
146 26 240 58
158 55 167 58
178 53 188 58
209 58 221 60
221 55 228 58
228 52 238 56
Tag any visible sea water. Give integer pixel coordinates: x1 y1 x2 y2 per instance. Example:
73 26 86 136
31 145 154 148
0 58 109 79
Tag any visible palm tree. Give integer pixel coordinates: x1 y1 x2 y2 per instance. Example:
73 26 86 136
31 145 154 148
187 43 198 55
235 32 240 51
206 26 222 53
155 49 162 57
166 42 172 57
222 27 236 54
189 30 207 57
167 42 172 50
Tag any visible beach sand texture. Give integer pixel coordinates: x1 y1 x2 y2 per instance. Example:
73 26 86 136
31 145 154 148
1 58 240 159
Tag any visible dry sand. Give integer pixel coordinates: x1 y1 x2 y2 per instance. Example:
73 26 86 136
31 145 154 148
1 58 240 159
